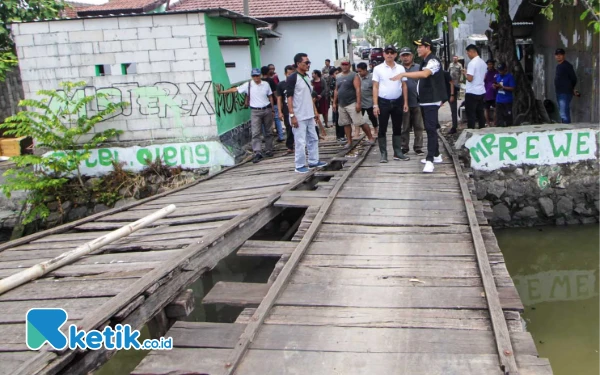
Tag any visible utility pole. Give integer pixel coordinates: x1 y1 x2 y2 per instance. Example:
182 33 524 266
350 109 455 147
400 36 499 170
243 0 249 16
447 7 454 57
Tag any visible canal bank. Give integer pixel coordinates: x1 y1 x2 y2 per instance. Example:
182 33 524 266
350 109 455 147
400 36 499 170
496 224 599 375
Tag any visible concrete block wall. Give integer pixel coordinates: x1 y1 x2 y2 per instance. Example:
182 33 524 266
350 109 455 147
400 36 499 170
12 13 215 146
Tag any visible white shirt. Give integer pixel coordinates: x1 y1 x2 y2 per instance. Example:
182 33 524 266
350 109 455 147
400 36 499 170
465 55 487 95
237 80 272 108
372 62 407 100
417 57 442 106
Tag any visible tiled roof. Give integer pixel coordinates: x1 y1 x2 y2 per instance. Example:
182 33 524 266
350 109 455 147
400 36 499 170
171 0 346 19
76 0 167 16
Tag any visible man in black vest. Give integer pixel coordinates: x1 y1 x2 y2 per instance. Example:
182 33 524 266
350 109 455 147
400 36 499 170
391 37 448 173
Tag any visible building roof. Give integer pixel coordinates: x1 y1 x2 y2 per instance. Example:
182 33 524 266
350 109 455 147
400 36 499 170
76 0 167 16
171 0 349 20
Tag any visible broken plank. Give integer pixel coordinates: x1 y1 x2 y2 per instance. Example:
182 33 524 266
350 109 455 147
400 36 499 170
202 281 269 307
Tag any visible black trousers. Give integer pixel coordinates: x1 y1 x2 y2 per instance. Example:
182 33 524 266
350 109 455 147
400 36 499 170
421 105 440 162
377 97 403 138
362 107 379 128
282 110 294 149
496 102 513 127
465 93 486 129
333 110 345 138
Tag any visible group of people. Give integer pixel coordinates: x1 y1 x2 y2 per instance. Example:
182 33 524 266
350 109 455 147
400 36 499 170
219 38 579 175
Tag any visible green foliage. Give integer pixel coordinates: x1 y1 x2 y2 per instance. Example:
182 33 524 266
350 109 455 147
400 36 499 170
0 0 66 80
0 81 127 224
360 0 438 49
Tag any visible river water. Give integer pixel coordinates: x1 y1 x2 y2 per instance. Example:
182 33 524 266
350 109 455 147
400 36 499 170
495 225 599 375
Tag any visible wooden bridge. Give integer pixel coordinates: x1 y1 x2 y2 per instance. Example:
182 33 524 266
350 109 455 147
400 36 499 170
0 134 552 375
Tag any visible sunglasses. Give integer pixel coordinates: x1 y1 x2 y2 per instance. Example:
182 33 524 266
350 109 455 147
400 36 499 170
384 51 396 54
302 60 311 65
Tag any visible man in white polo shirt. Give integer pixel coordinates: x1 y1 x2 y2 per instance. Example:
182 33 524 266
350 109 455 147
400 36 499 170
464 44 487 129
372 44 409 163
218 68 274 164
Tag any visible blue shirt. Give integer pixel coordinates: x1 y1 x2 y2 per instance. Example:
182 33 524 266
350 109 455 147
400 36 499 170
495 73 515 104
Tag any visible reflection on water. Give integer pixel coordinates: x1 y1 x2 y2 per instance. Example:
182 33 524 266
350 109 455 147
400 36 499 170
496 225 599 375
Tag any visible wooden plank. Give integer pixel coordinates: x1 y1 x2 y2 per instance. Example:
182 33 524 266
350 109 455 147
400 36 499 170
167 322 246 348
337 190 462 201
306 241 478 256
0 352 39 375
313 232 473 243
0 278 129 301
277 284 523 310
91 209 244 225
331 198 467 211
274 196 326 208
202 282 268 307
131 348 229 375
262 306 522 331
221 143 375 375
323 214 468 226
279 190 330 199
249 325 538 355
319 223 471 235
0 297 111 324
439 133 519 373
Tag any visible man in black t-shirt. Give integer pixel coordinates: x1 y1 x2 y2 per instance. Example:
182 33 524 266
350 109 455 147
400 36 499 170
554 48 579 124
277 65 296 153
262 66 284 141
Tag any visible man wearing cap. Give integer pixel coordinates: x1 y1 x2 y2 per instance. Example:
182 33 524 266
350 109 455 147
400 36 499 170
464 44 487 129
554 48 579 123
399 46 424 156
218 68 274 164
372 44 409 163
391 37 447 173
493 63 515 127
333 59 375 149
287 53 328 173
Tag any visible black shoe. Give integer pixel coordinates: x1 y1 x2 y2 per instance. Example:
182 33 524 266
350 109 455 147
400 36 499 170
393 154 410 161
265 151 274 157
276 138 284 143
448 128 457 134
402 149 409 155
414 150 425 156
252 153 263 163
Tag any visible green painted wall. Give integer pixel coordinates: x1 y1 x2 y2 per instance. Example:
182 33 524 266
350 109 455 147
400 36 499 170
205 15 261 135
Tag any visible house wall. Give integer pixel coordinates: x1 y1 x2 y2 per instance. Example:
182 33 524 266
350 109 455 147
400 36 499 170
530 3 599 124
0 69 24 126
11 13 216 146
261 19 348 78
220 45 252 84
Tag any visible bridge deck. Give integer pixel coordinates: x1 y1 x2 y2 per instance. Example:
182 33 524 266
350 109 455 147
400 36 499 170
132 136 552 375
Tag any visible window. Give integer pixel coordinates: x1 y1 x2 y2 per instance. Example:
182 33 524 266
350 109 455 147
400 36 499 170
95 65 111 76
121 63 137 75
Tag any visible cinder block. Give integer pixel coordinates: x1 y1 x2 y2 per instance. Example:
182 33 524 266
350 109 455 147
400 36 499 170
49 20 85 33
118 16 154 29
189 36 207 48
23 45 58 59
175 48 209 61
171 25 205 37
78 66 96 78
54 67 81 79
18 58 36 70
156 37 189 50
136 61 171 74
20 69 56 81
194 70 212 83
18 22 50 35
91 120 127 134
13 34 34 47
126 118 162 131
84 18 119 31
121 39 156 52
71 53 116 66
159 72 194 84
57 42 94 56
149 49 175 62
104 28 138 41
192 114 212 127
115 51 150 63
34 32 69 46
171 60 205 73
138 26 172 39
69 30 104 43
187 14 200 25
37 56 72 69
203 58 211 71
117 130 153 142
152 14 187 27
93 41 122 54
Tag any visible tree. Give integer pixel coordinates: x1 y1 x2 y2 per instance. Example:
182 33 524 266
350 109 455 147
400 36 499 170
424 0 599 125
0 0 65 81
360 0 438 50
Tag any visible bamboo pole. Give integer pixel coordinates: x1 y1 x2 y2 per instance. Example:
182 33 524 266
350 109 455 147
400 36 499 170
0 204 176 295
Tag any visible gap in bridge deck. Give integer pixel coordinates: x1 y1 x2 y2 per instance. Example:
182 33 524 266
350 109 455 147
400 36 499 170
95 206 307 375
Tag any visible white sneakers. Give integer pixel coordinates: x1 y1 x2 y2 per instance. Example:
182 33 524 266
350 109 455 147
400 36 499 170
420 155 443 164
423 161 434 173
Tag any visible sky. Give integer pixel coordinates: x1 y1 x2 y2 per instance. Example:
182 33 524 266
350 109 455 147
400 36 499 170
340 1 371 24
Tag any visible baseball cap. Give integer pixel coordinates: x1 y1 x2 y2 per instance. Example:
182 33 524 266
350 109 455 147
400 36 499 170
414 37 433 47
497 62 507 70
251 68 261 76
399 47 412 55
555 48 566 55
340 59 350 65
384 44 397 53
